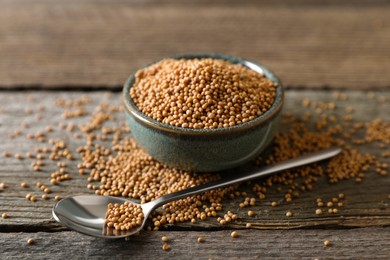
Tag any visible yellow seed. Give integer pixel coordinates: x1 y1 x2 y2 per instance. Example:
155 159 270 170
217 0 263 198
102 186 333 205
162 244 170 251
161 236 169 242
20 183 29 188
197 236 205 243
42 194 50 200
246 223 252 228
247 210 255 217
286 211 293 217
324 240 331 246
55 195 62 201
3 151 11 157
14 153 23 160
2 213 8 219
315 209 322 215
27 239 34 245
271 201 277 207
230 231 238 238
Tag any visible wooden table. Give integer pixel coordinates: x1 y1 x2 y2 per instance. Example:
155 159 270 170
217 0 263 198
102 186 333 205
1 1 389 259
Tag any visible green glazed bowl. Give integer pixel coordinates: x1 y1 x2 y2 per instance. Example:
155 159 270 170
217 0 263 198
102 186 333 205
123 53 284 172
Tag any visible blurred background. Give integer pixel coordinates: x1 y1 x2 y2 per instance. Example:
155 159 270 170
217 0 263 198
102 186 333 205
0 0 389 90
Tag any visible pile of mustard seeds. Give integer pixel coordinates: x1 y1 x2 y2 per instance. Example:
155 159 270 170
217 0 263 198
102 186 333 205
130 58 276 129
105 202 144 231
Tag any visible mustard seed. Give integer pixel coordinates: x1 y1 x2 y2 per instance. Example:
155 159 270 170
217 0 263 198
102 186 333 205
162 244 170 251
286 211 293 217
55 195 62 201
271 201 277 207
247 210 255 217
246 223 252 228
14 153 23 160
231 231 238 238
315 209 322 215
324 240 331 246
2 213 8 219
20 183 29 188
197 236 205 243
3 151 11 157
27 239 34 245
42 194 50 200
161 236 169 242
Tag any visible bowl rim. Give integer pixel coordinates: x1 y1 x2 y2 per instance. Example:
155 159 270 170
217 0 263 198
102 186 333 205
122 53 284 136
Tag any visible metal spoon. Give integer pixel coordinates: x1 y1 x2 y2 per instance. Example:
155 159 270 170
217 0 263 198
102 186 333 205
52 147 341 238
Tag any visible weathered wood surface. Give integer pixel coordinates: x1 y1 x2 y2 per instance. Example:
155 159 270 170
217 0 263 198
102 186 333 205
2 228 390 259
1 90 389 233
1 0 390 89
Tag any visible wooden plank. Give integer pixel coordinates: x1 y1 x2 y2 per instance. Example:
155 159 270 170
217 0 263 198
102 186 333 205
0 90 389 232
1 228 390 259
0 1 390 89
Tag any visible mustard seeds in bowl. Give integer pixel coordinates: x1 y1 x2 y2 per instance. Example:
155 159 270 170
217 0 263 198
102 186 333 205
123 54 284 172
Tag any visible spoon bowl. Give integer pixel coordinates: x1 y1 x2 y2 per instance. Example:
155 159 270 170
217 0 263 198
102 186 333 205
53 147 341 238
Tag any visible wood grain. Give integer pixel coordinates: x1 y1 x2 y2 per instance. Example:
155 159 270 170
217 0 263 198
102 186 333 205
0 1 390 89
0 90 389 232
1 228 390 259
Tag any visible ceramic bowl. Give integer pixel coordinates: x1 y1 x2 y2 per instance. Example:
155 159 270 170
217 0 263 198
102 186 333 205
123 53 283 172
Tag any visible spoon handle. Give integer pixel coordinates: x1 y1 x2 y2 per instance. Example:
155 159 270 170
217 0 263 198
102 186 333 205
149 147 341 209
